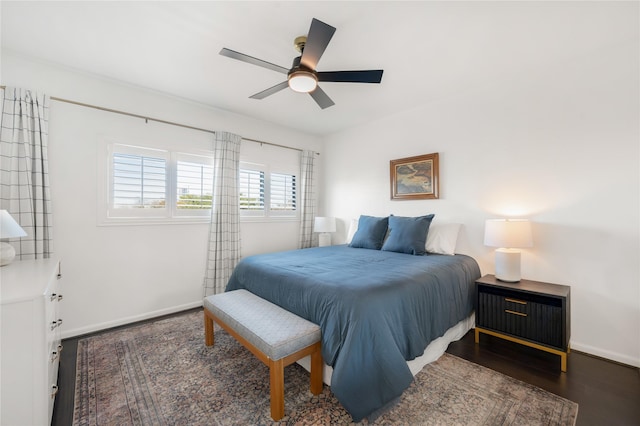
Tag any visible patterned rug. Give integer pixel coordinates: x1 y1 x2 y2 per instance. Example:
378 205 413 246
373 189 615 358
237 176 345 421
73 310 578 425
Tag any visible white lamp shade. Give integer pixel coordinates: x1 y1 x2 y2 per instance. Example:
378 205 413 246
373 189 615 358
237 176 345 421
0 210 27 239
0 210 26 266
484 219 533 248
314 217 336 233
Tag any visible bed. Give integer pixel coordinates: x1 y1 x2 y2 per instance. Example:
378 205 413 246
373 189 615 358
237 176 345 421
225 231 481 421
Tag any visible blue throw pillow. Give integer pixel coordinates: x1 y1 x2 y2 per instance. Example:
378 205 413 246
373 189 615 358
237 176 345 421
349 215 389 250
381 214 435 255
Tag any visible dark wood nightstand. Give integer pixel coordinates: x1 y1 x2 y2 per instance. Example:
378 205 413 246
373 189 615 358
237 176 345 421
474 274 571 372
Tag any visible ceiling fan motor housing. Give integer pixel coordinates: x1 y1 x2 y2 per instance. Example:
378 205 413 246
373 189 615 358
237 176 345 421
294 36 307 53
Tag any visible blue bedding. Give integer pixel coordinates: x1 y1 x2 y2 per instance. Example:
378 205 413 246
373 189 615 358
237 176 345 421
225 245 481 421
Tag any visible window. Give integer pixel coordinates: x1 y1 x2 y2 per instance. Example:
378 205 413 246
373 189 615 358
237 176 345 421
104 143 213 223
101 141 300 224
175 154 214 216
239 162 297 219
239 169 264 212
270 172 296 211
112 152 167 209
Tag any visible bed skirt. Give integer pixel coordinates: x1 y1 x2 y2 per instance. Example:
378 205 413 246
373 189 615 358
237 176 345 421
297 313 475 385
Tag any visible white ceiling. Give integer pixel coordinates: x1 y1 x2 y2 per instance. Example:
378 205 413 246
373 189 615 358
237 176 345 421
1 1 634 136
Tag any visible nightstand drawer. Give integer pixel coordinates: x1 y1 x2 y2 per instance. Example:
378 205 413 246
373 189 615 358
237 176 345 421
477 289 563 349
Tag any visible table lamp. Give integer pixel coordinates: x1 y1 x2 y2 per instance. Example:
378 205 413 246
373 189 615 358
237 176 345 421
484 218 533 282
0 210 27 266
314 217 336 247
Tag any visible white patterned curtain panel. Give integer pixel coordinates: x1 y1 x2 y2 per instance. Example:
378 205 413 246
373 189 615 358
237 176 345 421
0 87 53 259
298 150 317 249
203 131 242 296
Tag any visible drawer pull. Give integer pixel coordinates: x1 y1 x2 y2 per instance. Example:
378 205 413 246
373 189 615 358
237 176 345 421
505 309 527 317
51 385 59 399
50 319 63 330
505 298 527 305
57 294 63 302
50 293 57 302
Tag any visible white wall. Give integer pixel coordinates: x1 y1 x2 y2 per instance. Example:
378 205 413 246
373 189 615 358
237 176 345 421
1 52 322 337
323 23 639 365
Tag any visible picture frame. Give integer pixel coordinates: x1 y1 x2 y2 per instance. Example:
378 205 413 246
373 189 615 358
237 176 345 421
390 153 439 200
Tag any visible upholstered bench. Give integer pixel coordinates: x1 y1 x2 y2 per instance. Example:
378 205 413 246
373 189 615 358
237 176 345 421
203 289 323 421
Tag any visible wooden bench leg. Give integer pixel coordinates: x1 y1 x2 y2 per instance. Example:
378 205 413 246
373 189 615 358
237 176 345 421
310 349 323 395
269 358 285 421
204 310 214 347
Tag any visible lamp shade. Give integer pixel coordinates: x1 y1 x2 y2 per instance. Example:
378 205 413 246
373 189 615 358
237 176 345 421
0 210 27 266
484 219 533 248
0 210 27 239
314 217 336 233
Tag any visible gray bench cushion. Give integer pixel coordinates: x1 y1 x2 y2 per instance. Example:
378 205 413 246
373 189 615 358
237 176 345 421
204 289 321 361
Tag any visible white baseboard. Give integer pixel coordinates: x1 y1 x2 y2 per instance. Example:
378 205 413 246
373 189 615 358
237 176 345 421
61 300 203 339
61 307 640 369
570 340 639 368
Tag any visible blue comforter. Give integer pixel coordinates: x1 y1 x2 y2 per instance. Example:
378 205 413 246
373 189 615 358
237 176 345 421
225 245 480 421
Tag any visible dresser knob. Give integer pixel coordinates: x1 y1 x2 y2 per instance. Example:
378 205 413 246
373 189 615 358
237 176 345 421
50 344 64 362
57 294 63 301
51 385 59 399
50 319 63 330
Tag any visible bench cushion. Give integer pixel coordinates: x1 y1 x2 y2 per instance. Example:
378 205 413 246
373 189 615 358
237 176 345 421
204 289 321 361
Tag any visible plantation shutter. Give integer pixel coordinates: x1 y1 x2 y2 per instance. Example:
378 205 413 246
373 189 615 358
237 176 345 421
239 169 265 211
270 172 296 212
112 153 166 209
176 159 214 210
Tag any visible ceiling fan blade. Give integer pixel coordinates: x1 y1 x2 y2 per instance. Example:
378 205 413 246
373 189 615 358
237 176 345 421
249 81 289 99
309 86 335 109
317 70 384 83
300 18 336 70
220 48 289 74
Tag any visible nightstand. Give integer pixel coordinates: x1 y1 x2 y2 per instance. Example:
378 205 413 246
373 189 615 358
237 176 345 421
474 274 571 372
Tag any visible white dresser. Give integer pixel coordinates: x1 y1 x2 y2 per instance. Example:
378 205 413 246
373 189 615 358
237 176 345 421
1 258 63 426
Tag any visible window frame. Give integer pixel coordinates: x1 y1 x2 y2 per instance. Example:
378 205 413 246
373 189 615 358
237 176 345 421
99 140 301 226
239 161 298 221
99 142 215 225
173 152 215 218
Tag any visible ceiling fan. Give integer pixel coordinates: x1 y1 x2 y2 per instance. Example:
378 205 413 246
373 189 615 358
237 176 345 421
219 18 384 109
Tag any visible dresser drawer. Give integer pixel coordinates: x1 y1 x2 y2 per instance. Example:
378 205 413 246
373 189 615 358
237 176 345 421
477 288 563 348
1 258 62 425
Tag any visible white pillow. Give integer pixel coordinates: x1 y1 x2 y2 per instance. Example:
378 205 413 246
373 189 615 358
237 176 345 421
346 218 359 243
425 222 461 255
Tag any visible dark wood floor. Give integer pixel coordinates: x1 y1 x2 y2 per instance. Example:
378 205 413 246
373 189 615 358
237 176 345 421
53 310 640 425
447 332 640 426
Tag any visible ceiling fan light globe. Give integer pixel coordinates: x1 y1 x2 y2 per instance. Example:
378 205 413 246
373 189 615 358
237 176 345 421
288 71 318 93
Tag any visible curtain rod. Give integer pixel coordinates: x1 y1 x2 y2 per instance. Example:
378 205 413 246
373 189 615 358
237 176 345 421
0 85 316 155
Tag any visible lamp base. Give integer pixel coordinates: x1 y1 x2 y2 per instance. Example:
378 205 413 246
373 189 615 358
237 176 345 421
0 241 17 267
318 233 332 247
494 248 521 282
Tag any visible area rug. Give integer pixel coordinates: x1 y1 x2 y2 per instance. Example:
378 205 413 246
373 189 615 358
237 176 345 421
72 310 578 425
